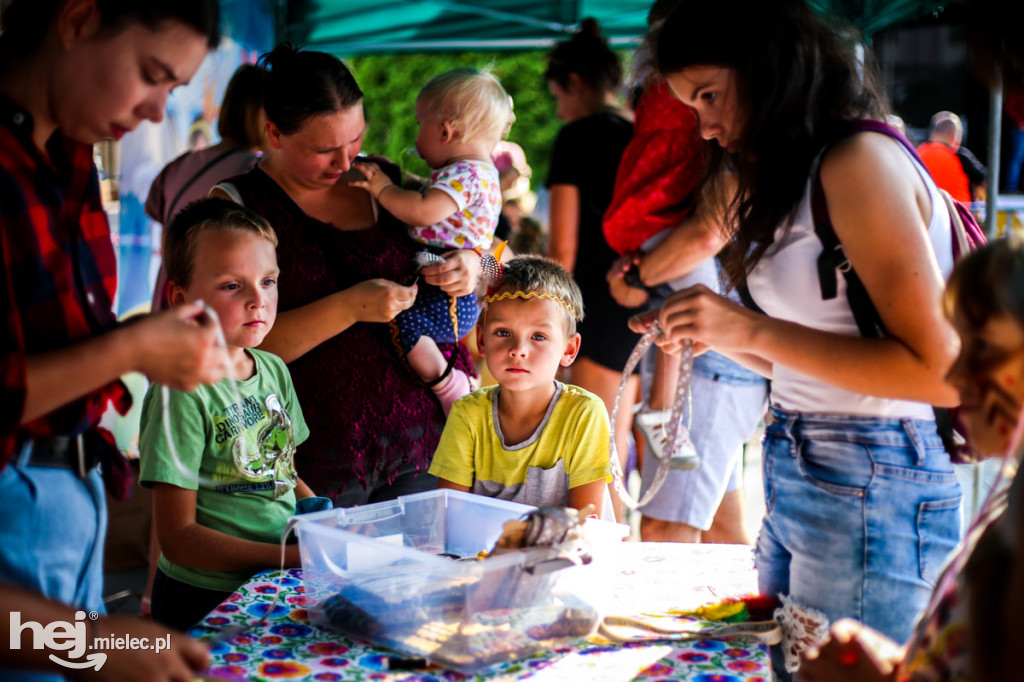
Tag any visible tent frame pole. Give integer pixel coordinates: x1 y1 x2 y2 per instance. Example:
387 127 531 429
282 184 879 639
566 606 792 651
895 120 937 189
986 78 1003 239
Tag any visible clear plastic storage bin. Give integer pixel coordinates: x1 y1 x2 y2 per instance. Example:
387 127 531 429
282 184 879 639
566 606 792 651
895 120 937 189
296 489 601 671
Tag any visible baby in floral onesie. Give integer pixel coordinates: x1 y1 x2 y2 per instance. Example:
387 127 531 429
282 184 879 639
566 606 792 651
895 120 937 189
352 68 514 414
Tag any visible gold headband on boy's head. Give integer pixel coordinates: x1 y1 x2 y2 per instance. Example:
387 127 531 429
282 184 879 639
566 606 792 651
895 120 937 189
482 290 578 318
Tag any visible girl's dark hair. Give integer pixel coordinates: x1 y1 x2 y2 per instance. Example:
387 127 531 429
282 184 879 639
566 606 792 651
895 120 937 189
0 0 220 56
258 43 363 135
656 0 888 287
544 18 622 94
217 64 266 149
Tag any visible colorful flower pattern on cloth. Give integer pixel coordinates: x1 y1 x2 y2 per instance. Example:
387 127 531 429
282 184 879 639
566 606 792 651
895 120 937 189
194 544 770 681
409 160 501 251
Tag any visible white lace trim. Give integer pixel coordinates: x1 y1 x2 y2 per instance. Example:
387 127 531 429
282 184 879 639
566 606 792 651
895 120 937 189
774 594 830 673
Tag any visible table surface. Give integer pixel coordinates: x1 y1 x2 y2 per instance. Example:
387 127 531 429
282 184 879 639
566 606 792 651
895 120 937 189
192 542 772 682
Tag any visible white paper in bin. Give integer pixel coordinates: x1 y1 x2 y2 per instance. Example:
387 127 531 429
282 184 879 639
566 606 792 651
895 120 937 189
345 533 402 572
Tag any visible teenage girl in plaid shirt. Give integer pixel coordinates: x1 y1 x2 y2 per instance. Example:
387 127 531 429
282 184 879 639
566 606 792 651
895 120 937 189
0 0 226 678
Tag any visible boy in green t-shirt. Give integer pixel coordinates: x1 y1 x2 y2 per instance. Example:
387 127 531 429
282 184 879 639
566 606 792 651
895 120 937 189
429 256 611 516
139 198 318 631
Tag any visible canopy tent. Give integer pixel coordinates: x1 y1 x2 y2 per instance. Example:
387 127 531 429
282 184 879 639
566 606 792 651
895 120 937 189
279 0 1003 236
806 0 946 39
280 0 949 56
280 1 653 55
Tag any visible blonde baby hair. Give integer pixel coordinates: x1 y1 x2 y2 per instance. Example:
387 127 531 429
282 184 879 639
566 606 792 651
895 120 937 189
482 255 584 336
163 196 278 288
417 67 515 147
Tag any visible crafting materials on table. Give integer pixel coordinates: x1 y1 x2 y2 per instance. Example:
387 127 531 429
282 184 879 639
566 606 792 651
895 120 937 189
193 543 772 682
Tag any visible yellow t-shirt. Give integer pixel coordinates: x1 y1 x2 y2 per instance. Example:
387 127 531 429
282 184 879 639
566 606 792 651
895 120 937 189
428 382 611 508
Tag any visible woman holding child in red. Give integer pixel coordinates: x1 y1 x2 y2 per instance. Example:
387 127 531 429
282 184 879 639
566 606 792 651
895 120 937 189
0 0 224 677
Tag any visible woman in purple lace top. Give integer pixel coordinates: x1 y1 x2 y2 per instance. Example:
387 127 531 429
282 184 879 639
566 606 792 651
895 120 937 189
214 44 481 504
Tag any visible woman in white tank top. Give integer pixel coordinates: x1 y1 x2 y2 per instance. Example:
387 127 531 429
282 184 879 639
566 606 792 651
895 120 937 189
641 1 963 678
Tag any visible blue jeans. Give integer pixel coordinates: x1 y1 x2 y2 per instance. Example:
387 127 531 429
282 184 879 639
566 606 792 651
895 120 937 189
0 440 107 681
757 407 961 648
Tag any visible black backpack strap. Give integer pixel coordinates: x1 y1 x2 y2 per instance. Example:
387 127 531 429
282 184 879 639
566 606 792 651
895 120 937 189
933 407 959 459
717 251 767 315
735 283 766 315
811 168 843 303
811 124 891 339
814 120 972 462
811 167 886 338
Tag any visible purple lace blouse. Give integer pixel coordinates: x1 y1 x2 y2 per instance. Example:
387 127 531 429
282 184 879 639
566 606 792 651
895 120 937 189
226 165 475 498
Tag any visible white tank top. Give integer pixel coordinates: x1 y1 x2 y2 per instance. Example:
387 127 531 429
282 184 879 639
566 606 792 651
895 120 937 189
746 135 953 419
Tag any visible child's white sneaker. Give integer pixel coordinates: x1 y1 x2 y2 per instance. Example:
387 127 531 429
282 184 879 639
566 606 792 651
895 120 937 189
634 407 700 470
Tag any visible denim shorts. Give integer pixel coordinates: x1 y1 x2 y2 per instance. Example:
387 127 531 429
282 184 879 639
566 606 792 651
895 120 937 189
638 351 768 528
0 441 107 682
756 406 962 646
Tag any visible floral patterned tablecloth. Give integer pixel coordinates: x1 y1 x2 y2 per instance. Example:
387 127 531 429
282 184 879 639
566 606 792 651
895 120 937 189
193 543 771 682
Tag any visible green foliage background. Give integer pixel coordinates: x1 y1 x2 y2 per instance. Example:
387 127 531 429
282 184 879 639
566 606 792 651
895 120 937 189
348 51 560 186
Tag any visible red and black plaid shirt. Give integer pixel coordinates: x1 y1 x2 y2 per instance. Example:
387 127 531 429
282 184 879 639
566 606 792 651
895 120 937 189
0 95 129 466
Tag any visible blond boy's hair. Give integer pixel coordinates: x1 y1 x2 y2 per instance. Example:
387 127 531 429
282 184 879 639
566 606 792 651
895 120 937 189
417 67 515 147
483 255 584 336
163 197 278 288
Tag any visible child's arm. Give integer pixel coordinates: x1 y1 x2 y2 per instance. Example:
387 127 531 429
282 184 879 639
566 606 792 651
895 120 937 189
633 197 729 288
349 160 458 227
436 478 470 493
420 242 511 298
428 399 477 491
547 184 579 272
153 483 300 570
568 480 607 518
563 394 613 519
295 477 315 499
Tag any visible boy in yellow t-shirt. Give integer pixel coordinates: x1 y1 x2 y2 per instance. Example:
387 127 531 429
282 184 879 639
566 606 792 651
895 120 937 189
429 256 611 516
